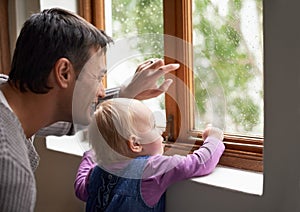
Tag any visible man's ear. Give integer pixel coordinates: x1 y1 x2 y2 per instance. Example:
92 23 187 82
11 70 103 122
127 135 142 153
54 58 74 89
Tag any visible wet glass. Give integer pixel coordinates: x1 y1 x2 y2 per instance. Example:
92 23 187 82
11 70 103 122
192 0 263 137
105 0 165 127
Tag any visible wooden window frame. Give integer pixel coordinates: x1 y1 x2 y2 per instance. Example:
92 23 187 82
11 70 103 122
0 0 11 74
163 0 263 172
80 0 264 172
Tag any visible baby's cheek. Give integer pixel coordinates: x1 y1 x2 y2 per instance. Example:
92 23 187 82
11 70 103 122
156 139 165 154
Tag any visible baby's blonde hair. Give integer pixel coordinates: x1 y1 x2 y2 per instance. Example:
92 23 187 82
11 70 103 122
88 98 140 165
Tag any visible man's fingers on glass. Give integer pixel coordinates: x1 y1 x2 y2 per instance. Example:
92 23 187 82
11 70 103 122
153 63 180 77
137 59 164 73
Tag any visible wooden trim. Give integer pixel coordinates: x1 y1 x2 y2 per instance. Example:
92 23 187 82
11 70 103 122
79 0 92 23
219 154 263 172
79 0 105 29
164 140 263 172
0 0 11 74
164 138 263 155
163 132 264 172
91 0 105 30
163 0 193 140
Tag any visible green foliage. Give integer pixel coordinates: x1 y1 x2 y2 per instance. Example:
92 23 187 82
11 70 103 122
193 0 263 135
228 97 260 132
111 0 163 59
111 0 263 135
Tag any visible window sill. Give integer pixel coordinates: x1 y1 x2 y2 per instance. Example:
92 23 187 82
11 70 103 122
190 165 263 196
45 131 264 196
45 130 89 157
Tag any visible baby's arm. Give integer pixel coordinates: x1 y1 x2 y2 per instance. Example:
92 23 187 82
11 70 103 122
141 127 225 207
74 150 96 202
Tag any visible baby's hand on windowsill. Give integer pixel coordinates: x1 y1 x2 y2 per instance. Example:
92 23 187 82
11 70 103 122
202 125 224 141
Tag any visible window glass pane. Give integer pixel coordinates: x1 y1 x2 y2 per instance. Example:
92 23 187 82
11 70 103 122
192 0 263 137
105 0 165 127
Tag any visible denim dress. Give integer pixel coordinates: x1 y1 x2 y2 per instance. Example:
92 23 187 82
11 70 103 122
86 156 165 212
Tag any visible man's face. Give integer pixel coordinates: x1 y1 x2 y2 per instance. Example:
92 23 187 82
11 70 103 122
72 49 107 125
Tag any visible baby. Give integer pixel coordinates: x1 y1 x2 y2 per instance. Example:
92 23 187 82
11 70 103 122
74 98 225 211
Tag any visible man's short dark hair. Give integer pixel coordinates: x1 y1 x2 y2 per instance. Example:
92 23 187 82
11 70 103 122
9 8 113 93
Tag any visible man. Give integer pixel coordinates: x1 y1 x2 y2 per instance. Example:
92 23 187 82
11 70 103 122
0 8 179 211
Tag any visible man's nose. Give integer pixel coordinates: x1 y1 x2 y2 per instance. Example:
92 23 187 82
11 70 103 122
96 83 106 99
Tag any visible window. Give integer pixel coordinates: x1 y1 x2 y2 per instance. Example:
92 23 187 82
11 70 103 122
104 0 165 122
79 0 264 172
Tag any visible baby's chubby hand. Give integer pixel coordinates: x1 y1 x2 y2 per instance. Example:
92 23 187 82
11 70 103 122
202 125 224 141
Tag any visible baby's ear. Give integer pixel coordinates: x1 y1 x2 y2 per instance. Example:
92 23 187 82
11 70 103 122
127 135 142 153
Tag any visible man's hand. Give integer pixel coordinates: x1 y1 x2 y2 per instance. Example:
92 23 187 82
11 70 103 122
119 58 180 100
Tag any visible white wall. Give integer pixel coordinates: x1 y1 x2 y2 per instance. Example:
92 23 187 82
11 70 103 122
166 1 300 211
8 0 40 57
34 137 84 212
39 0 77 13
8 0 77 56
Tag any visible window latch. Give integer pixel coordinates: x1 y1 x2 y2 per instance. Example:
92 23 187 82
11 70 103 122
166 114 174 142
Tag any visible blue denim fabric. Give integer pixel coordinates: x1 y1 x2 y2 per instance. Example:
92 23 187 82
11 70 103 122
86 156 165 212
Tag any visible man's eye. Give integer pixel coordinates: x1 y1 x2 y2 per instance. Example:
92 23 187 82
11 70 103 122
97 76 103 83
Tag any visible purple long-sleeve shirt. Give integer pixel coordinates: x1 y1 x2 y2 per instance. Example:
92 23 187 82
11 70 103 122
74 136 225 207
